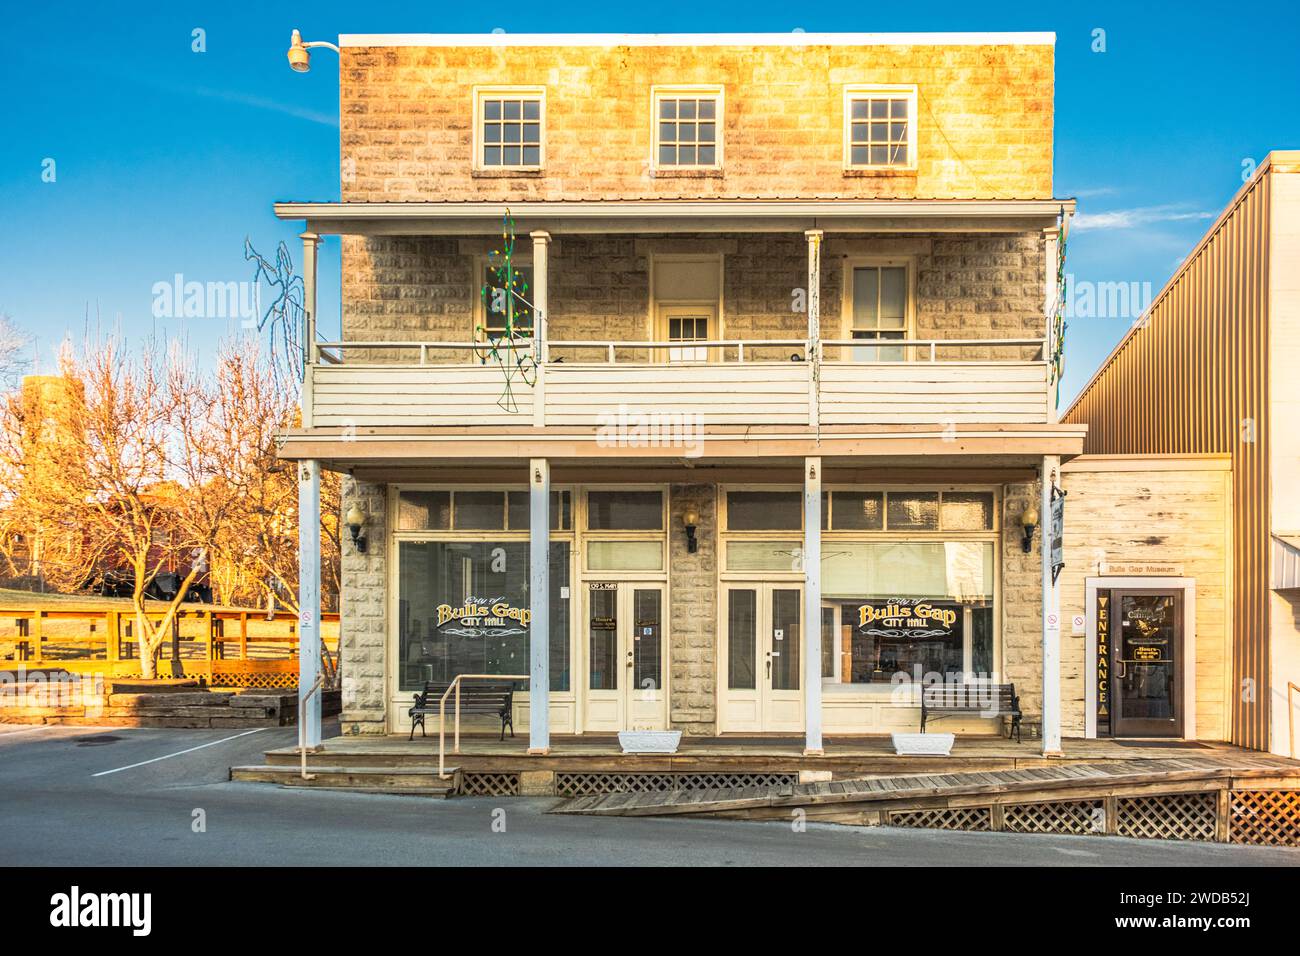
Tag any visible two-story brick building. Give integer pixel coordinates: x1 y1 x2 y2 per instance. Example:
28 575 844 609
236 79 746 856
277 31 1089 753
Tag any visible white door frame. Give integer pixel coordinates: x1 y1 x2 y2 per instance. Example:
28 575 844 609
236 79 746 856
1085 576 1197 740
719 581 805 733
578 579 668 732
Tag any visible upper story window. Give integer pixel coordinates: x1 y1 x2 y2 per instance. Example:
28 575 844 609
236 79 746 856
843 85 917 170
845 259 912 361
653 87 722 170
479 261 534 341
474 87 544 170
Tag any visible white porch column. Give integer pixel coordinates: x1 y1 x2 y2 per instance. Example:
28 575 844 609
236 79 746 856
1041 455 1062 755
300 231 319 428
804 230 823 428
803 457 823 755
530 231 550 429
298 459 322 748
528 458 551 753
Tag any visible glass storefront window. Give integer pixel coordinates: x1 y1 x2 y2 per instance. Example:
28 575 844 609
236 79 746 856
726 540 803 572
397 490 571 531
821 541 995 685
587 540 663 571
398 491 450 531
829 491 884 530
886 491 939 530
939 491 994 531
726 491 802 530
586 491 663 530
397 540 570 692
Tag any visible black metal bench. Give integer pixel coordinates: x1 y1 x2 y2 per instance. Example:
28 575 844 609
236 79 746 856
920 682 1022 742
408 679 516 742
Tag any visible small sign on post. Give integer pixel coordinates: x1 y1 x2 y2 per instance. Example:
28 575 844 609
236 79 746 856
1050 487 1066 585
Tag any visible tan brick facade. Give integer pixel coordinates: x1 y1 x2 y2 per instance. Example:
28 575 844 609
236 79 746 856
340 41 1053 202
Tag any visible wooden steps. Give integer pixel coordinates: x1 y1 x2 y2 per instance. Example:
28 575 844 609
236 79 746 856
230 764 459 797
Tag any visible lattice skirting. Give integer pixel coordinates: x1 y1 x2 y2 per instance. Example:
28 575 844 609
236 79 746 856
209 671 297 689
888 807 992 831
1003 799 1106 836
1117 792 1217 841
1230 790 1300 847
460 773 521 797
554 771 799 797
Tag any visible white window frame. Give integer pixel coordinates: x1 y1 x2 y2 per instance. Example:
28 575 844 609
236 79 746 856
472 85 546 172
840 256 917 361
651 85 724 171
842 84 918 171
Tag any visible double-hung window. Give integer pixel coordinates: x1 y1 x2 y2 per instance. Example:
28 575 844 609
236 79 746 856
847 261 910 361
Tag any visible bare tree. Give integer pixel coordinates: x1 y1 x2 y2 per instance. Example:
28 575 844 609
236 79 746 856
0 313 31 389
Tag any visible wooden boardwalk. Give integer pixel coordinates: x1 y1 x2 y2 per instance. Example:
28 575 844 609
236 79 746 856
553 752 1300 822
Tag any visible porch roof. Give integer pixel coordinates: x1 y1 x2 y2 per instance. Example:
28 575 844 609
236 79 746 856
273 197 1075 236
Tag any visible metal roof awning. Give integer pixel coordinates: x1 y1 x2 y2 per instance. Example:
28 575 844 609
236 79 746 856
273 198 1075 236
1274 535 1300 590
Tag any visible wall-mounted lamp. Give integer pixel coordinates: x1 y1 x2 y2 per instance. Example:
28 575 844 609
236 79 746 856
1019 503 1037 553
286 29 341 73
345 503 368 554
682 508 700 554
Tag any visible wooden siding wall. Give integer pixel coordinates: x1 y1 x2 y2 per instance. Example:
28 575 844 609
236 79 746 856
1063 169 1273 749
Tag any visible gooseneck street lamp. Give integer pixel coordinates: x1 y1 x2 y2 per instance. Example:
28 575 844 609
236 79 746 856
286 29 340 73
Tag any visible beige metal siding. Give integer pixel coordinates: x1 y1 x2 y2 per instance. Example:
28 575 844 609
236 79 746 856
1063 167 1274 749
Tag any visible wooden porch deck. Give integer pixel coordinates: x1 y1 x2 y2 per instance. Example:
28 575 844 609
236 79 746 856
261 733 1276 776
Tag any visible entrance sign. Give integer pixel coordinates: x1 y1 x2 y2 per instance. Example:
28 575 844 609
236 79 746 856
1096 591 1111 734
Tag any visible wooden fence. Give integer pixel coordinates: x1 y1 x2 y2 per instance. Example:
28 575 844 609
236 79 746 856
0 607 341 689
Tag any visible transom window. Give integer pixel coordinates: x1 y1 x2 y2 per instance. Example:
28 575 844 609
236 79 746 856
477 90 543 169
654 90 721 168
723 489 994 533
844 86 916 169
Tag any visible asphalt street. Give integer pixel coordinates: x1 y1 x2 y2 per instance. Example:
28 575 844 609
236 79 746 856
1 721 1298 867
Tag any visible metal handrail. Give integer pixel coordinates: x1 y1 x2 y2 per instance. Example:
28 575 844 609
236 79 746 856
438 673 530 779
298 671 326 780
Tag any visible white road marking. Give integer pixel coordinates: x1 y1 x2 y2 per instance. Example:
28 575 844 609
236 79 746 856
92 728 269 777
0 725 64 737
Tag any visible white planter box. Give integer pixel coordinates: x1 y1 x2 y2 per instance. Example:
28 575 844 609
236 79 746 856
891 732 955 756
618 730 682 754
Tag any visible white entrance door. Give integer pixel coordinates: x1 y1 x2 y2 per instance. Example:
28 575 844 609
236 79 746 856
583 582 668 732
720 583 804 733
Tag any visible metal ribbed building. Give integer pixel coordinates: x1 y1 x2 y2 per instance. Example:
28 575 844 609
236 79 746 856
1064 151 1300 753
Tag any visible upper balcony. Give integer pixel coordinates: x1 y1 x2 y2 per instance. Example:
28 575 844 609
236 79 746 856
276 198 1084 467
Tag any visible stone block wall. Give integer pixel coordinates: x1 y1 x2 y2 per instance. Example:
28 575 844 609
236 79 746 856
339 479 388 735
341 231 1046 359
339 41 1054 201
667 484 718 734
1001 480 1044 729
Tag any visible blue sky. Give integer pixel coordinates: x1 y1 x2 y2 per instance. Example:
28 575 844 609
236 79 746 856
1 1 1296 405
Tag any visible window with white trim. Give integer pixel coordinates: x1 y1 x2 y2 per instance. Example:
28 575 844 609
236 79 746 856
475 89 544 169
844 86 916 169
653 88 722 169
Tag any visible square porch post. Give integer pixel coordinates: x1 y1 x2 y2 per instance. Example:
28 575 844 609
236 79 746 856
804 457 823 755
298 459 322 748
530 231 549 428
1041 455 1062 755
528 458 550 753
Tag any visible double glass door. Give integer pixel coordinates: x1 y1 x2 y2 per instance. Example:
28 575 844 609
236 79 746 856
1111 590 1183 737
583 582 667 732
721 583 803 733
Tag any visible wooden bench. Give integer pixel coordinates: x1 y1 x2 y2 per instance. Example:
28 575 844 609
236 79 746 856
408 679 517 742
920 682 1022 742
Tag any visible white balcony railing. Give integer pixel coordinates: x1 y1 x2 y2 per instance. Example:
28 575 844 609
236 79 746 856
306 337 1050 429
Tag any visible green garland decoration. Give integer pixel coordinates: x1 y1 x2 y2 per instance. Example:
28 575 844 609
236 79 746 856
475 208 538 413
1050 207 1069 407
